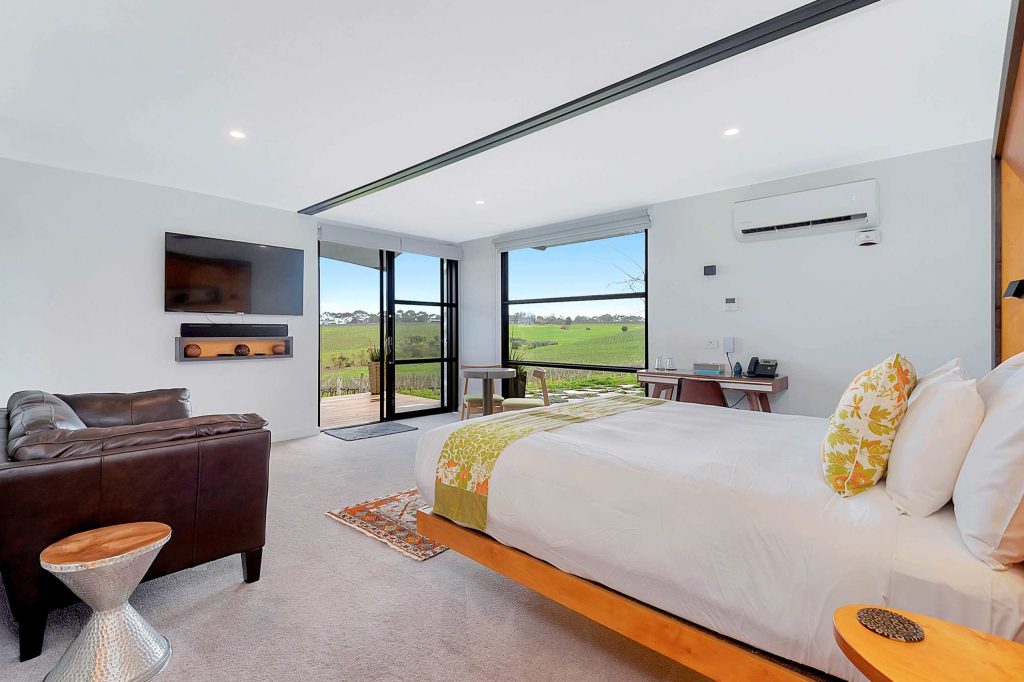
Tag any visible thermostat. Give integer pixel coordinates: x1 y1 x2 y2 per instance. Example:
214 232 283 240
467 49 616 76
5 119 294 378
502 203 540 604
704 265 717 276
724 297 738 312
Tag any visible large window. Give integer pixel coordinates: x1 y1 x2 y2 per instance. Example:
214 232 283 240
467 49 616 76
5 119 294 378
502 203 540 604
501 231 646 399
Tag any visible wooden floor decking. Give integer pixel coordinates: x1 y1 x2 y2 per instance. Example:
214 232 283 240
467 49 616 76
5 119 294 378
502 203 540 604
319 392 441 428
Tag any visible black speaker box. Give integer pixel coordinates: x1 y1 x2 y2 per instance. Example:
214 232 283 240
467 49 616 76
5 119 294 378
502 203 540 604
180 323 288 338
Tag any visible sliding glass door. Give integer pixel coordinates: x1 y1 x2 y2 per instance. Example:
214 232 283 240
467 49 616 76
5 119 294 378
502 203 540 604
384 252 458 418
319 247 458 427
319 244 386 428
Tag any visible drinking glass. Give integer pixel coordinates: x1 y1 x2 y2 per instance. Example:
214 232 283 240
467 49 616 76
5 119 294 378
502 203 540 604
655 356 665 371
666 357 676 371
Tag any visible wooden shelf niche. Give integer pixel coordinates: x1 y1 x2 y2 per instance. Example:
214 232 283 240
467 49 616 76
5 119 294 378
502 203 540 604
175 336 293 362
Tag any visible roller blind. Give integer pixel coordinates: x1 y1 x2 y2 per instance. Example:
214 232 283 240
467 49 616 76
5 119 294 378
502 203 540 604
318 221 463 260
492 208 650 252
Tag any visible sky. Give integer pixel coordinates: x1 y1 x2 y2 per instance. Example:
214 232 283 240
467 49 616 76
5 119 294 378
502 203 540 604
320 232 646 317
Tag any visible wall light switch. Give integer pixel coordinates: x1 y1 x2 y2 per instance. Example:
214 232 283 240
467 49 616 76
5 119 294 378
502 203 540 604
705 338 720 350
724 297 739 312
723 336 735 353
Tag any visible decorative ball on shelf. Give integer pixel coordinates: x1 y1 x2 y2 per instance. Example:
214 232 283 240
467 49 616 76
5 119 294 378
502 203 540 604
272 343 286 355
184 343 202 358
234 344 251 356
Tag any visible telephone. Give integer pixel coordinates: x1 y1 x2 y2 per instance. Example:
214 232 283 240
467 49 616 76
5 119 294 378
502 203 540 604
746 357 779 378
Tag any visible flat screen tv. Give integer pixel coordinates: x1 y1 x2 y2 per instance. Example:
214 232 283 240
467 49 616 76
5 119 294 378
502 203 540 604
165 233 303 315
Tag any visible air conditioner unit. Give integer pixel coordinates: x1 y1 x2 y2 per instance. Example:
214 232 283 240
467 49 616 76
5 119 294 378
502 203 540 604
733 179 879 242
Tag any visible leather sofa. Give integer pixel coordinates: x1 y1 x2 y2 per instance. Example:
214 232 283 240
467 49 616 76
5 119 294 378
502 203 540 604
0 388 271 661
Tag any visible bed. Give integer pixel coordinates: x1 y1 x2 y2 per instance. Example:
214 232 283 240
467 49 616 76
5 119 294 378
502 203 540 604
414 399 1024 681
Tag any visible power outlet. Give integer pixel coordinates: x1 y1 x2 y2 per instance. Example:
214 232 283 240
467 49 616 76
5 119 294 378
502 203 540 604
704 338 720 350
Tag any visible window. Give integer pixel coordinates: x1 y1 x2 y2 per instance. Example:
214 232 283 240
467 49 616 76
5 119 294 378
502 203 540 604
501 231 647 399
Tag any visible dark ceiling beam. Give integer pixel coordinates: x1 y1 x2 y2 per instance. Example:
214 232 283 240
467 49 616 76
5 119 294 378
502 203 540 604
299 0 881 215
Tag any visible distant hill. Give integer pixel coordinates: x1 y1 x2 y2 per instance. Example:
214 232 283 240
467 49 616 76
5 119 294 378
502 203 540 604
320 309 441 326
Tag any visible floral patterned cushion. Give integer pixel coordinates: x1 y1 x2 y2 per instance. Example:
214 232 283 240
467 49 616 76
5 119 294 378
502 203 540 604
822 354 917 496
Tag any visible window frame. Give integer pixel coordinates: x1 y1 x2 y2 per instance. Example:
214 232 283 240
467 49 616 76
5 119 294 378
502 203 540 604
500 230 648 376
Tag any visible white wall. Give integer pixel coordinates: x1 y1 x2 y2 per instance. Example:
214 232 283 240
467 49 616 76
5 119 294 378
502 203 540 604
459 141 994 417
0 158 320 441
648 141 992 416
458 236 502 365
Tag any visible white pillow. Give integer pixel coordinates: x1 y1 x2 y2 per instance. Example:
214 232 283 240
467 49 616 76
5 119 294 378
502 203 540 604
953 368 1024 569
886 364 984 517
914 357 965 391
977 350 1024 405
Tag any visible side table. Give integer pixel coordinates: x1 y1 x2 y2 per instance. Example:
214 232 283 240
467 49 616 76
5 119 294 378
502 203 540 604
833 604 1024 681
40 522 173 682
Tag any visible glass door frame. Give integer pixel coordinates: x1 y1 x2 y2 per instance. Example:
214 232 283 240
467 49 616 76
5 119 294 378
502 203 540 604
382 252 459 420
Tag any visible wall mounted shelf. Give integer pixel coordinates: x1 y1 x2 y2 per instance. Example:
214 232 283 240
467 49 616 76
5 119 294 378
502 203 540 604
175 336 293 362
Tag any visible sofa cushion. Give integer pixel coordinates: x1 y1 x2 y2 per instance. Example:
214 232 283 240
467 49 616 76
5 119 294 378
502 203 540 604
57 388 191 427
7 413 267 461
6 391 87 452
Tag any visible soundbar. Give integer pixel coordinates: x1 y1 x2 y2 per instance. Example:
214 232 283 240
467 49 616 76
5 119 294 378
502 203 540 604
180 323 288 338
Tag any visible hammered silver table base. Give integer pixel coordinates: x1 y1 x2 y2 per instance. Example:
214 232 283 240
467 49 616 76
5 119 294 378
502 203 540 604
42 531 171 682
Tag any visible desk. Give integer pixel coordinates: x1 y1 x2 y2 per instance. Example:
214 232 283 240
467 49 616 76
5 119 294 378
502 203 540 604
636 370 789 413
833 604 1024 681
462 367 517 415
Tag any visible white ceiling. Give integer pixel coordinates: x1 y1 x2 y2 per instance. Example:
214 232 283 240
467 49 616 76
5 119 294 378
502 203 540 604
0 1 1012 242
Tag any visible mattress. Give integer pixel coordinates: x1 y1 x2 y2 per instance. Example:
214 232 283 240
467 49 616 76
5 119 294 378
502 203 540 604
414 400 1024 680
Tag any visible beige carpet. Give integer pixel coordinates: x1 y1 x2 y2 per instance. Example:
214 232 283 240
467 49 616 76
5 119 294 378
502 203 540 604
0 413 706 681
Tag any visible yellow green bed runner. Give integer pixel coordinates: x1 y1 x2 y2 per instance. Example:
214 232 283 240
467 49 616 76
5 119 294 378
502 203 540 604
434 395 662 530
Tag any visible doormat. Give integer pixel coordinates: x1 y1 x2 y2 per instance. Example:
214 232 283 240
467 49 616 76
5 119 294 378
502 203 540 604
326 488 446 561
323 422 417 441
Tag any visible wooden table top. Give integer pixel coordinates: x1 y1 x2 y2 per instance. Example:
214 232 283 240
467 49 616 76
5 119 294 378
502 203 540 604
637 370 789 391
41 522 172 567
833 604 1024 681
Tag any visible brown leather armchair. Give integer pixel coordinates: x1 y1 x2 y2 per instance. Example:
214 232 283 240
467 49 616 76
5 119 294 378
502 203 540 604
0 389 271 661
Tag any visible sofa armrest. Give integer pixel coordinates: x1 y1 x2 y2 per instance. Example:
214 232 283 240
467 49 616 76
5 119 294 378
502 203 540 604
7 413 266 461
0 408 8 463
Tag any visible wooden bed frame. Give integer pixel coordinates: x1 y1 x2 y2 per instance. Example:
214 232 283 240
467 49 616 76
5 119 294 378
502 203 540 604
418 509 832 682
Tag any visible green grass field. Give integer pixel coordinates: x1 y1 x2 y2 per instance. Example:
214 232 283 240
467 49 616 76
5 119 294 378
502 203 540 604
510 322 644 367
320 322 644 397
319 323 442 396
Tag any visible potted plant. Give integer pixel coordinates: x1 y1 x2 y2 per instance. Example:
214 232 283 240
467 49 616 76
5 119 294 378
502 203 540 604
507 347 528 398
367 345 382 395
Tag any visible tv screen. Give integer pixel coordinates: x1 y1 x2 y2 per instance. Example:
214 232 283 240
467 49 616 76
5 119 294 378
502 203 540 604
165 233 304 315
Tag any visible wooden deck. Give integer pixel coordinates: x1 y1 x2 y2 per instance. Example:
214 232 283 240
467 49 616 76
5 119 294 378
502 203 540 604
319 392 442 428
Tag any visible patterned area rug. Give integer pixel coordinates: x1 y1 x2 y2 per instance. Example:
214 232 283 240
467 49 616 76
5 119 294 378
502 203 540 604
326 488 447 561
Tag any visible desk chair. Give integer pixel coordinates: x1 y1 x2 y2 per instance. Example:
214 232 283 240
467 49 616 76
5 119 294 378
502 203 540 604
647 381 677 400
460 364 506 420
500 369 550 412
678 378 727 407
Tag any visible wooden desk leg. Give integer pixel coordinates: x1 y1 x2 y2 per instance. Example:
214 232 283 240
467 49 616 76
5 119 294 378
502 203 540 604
482 378 495 415
745 392 761 411
757 394 772 413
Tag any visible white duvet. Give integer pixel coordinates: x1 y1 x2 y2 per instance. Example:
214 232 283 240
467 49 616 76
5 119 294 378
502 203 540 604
415 400 1024 680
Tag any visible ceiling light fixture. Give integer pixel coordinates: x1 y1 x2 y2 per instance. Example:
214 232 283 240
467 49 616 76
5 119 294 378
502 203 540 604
475 200 485 205
229 130 246 139
723 128 741 137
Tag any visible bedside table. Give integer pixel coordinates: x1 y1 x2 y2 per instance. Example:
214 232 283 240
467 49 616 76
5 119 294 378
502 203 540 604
833 604 1024 681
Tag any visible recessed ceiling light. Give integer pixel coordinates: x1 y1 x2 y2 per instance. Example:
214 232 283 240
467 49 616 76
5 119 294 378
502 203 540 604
475 200 485 205
723 128 741 137
229 130 246 139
